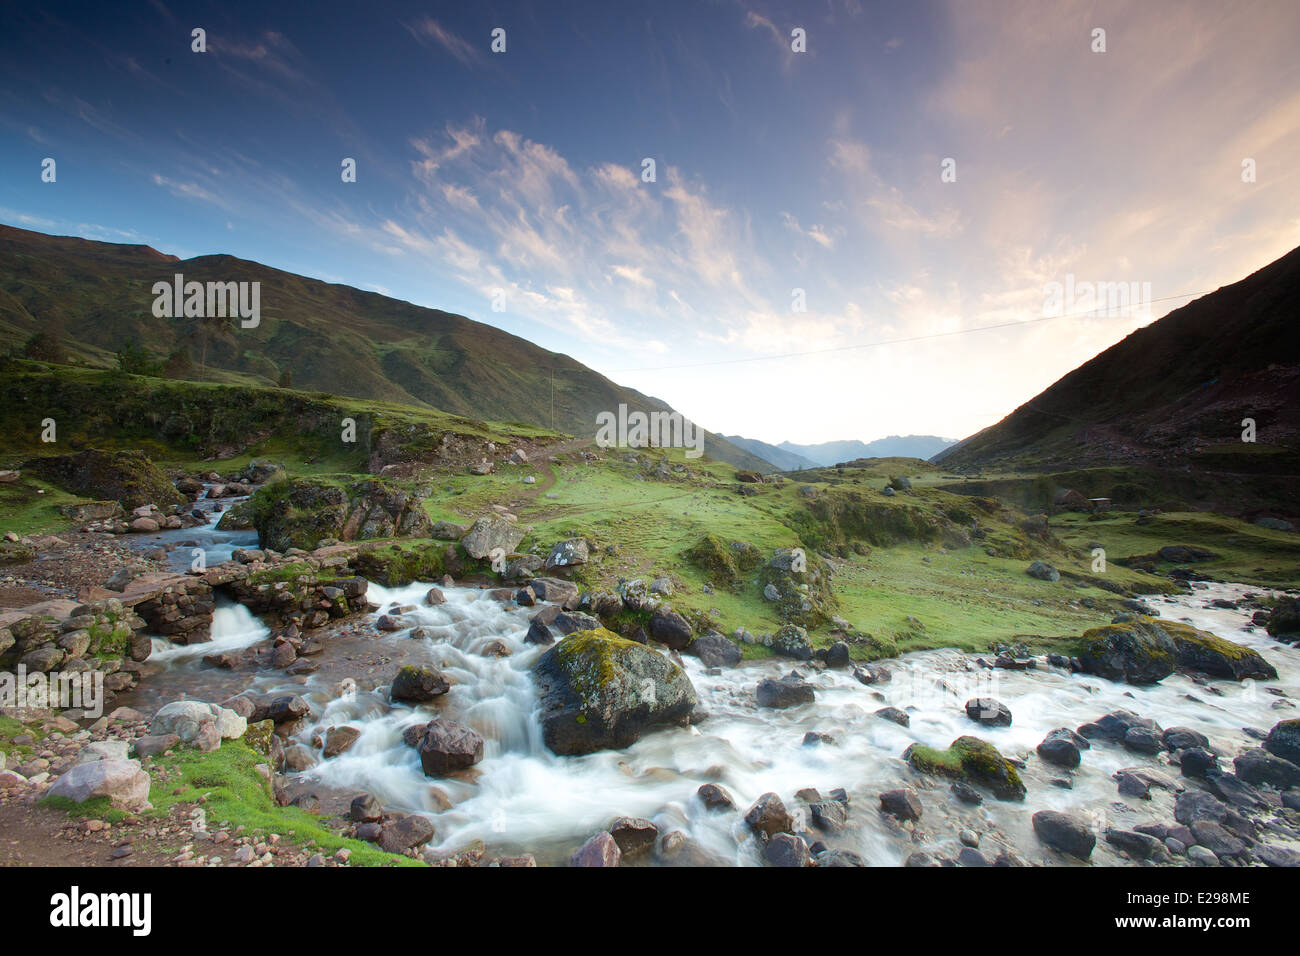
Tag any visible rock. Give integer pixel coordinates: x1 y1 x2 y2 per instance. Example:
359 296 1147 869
323 726 362 758
1266 599 1300 638
350 793 383 823
1105 828 1162 860
424 587 446 606
1078 709 1161 742
824 641 851 668
267 695 310 724
1116 771 1152 799
816 848 867 867
150 701 246 743
1180 747 1220 778
1234 747 1300 788
76 740 130 764
1189 820 1245 858
378 815 436 854
875 706 910 727
608 817 657 856
1026 560 1060 582
553 610 602 635
745 792 794 839
649 607 693 650
1123 726 1164 754
530 577 581 607
879 788 923 821
532 627 697 756
545 538 589 570
409 718 484 776
1174 790 1227 826
429 521 468 541
391 665 450 703
1163 727 1210 751
1158 545 1219 563
764 833 810 867
904 736 1026 801
965 697 1012 727
460 516 525 560
771 624 813 661
570 831 621 867
1036 728 1087 768
950 782 984 805
132 734 181 759
810 799 848 833
47 759 150 810
756 672 815 709
1255 844 1300 867
1077 618 1176 684
697 783 736 811
1264 718 1300 765
1204 770 1266 809
1169 624 1277 680
1187 845 1218 865
1032 810 1096 859
685 630 742 667
525 619 554 645
27 449 185 510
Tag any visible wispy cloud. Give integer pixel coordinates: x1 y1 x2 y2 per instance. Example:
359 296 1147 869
404 17 482 68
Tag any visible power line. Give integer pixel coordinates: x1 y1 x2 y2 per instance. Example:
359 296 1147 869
603 290 1215 374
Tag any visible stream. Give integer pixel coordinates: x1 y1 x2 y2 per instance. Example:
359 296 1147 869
130 565 1300 865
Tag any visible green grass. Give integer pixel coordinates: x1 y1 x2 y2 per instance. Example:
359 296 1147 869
140 741 421 866
0 474 84 536
1052 510 1300 587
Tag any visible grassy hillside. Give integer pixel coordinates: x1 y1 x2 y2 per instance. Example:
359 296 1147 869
0 224 772 472
937 243 1300 478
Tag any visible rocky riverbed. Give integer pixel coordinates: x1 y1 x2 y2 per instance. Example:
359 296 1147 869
3 461 1299 867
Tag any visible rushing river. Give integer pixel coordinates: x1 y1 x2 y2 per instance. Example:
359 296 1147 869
130 575 1299 865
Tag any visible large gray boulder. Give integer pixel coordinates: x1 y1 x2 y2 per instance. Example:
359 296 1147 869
532 627 696 756
47 758 151 810
460 516 525 560
150 701 247 743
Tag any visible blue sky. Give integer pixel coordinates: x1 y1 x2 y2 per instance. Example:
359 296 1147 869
2 0 1298 444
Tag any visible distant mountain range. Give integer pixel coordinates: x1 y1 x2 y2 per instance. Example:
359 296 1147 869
724 434 958 470
935 243 1300 474
0 224 772 472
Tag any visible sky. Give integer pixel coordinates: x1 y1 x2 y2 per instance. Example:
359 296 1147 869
1 0 1298 446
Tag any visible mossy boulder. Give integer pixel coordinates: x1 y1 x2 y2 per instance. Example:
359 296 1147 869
757 551 838 628
1078 617 1177 684
903 735 1026 801
27 448 185 510
0 541 36 566
249 477 431 551
532 627 697 756
354 542 448 587
1266 598 1300 638
1080 615 1275 684
685 534 763 590
1165 620 1277 680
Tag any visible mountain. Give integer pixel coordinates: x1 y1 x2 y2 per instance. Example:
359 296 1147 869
936 244 1300 473
721 436 819 471
775 436 957 467
0 224 773 472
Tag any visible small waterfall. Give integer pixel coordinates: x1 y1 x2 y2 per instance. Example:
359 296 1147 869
148 596 270 664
